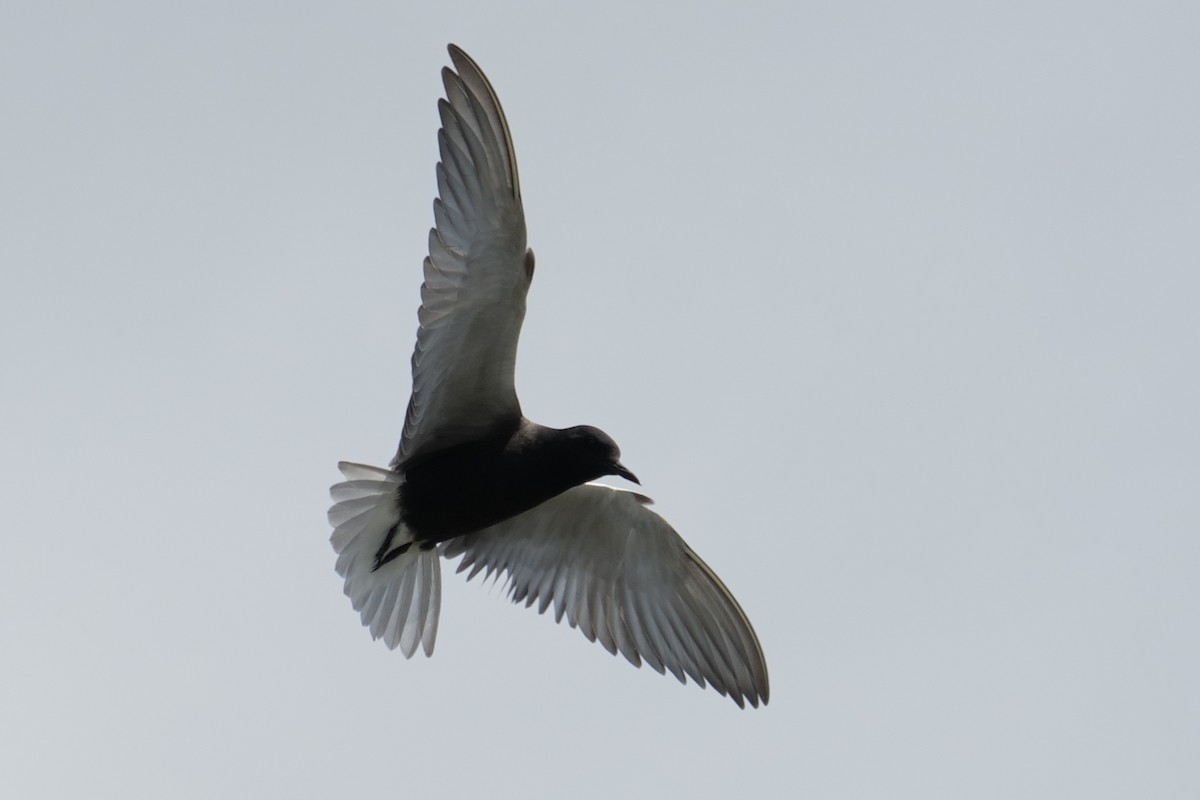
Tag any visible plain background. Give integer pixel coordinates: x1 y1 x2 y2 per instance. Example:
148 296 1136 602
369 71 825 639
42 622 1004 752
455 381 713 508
3 2 1197 798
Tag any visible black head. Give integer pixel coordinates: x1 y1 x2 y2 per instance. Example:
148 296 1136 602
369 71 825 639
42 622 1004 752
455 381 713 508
562 425 640 485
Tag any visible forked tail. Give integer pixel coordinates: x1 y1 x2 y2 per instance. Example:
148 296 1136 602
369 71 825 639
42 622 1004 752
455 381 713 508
328 462 441 657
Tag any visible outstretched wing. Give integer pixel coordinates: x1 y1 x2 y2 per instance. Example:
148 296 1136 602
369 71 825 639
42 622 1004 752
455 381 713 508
442 484 770 708
395 45 532 467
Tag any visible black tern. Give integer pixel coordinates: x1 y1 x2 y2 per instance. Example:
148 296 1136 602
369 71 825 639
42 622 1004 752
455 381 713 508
329 45 769 708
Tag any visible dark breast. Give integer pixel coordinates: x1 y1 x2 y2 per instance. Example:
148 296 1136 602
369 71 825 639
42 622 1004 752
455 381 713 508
398 426 578 543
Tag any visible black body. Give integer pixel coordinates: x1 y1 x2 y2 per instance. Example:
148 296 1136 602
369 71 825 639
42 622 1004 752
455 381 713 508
398 419 628 545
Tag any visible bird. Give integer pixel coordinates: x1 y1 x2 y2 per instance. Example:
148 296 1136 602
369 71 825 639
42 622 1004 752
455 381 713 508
328 44 769 708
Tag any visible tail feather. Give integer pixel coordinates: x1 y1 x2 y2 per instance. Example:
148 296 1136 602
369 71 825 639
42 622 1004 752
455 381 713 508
329 461 441 657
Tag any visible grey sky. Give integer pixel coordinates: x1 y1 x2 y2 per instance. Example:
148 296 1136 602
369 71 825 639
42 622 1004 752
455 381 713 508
2 2 1198 798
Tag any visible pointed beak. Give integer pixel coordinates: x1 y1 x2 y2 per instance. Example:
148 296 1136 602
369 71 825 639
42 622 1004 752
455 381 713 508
612 461 640 485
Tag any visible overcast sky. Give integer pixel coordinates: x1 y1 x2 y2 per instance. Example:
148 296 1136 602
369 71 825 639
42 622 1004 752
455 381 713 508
3 2 1198 798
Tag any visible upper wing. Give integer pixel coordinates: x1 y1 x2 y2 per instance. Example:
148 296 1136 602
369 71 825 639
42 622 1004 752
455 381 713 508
395 45 532 467
442 484 770 708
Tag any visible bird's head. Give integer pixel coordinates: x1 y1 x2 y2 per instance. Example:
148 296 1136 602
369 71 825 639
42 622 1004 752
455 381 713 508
564 425 640 485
